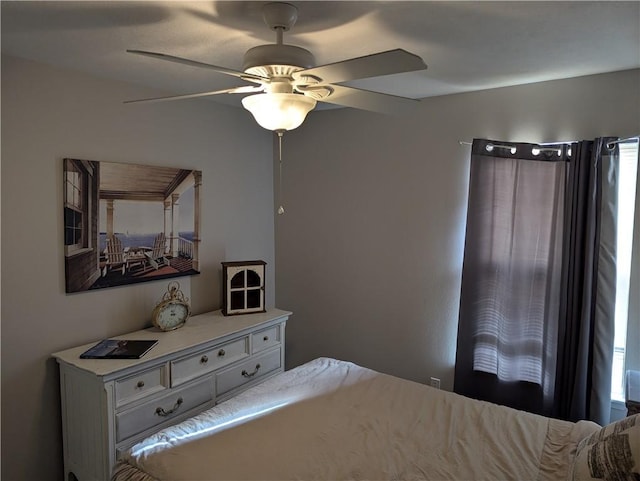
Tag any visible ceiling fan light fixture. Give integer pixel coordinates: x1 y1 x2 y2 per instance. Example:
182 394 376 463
242 93 316 131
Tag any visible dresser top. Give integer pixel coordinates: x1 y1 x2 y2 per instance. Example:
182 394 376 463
52 308 291 376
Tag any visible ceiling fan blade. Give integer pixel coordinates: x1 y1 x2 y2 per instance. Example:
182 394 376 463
124 85 263 104
317 84 420 115
127 50 268 83
295 49 427 85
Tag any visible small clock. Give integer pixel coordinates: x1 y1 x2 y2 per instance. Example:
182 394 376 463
152 282 191 331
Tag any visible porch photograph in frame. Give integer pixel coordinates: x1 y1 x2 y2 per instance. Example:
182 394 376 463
63 158 201 293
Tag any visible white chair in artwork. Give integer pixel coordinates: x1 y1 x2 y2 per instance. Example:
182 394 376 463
102 236 126 277
144 233 169 270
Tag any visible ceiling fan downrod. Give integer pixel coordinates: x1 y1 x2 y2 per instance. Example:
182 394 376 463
264 2 297 46
242 2 314 74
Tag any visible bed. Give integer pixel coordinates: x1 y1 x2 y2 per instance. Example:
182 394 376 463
113 357 639 481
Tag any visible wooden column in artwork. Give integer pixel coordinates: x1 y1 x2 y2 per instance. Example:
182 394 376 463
170 193 180 257
192 171 202 271
163 199 171 250
106 200 115 238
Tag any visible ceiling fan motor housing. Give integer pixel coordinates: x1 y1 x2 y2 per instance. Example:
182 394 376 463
242 44 315 77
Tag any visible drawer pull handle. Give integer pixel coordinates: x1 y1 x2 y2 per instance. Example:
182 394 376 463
200 355 208 364
242 364 261 378
263 336 269 341
136 380 145 388
218 349 225 357
155 397 183 417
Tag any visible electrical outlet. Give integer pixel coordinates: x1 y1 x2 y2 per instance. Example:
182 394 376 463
429 377 441 389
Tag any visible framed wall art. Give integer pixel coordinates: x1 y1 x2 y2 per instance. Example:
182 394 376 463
63 158 201 293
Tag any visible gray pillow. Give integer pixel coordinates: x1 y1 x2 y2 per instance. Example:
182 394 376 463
569 413 639 480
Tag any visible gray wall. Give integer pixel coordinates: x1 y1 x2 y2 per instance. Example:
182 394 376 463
1 54 274 480
276 69 640 389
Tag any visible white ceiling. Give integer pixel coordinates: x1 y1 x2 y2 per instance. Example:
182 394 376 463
2 1 639 111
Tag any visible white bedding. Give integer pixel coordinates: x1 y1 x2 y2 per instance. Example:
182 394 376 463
113 357 600 481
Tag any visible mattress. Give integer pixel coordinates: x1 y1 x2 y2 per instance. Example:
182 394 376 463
113 357 600 481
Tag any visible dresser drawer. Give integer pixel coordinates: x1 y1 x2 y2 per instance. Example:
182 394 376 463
252 324 281 353
217 348 281 396
115 365 167 408
171 337 249 387
116 376 214 443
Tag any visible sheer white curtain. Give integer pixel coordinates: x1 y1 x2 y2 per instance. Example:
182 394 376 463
471 154 566 385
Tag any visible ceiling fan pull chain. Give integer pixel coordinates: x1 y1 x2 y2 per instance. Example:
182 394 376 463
277 130 285 215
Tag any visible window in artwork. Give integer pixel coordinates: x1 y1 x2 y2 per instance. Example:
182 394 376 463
64 161 86 252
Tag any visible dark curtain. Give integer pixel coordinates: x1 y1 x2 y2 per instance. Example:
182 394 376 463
554 138 618 425
454 138 619 424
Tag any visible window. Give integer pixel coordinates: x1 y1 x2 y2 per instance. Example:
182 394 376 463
611 140 639 401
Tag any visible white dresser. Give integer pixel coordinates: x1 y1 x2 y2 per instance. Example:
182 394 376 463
52 308 291 481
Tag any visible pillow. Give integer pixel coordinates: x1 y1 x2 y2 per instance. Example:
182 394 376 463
569 413 639 480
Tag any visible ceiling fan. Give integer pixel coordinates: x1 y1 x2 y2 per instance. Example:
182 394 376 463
126 2 428 132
